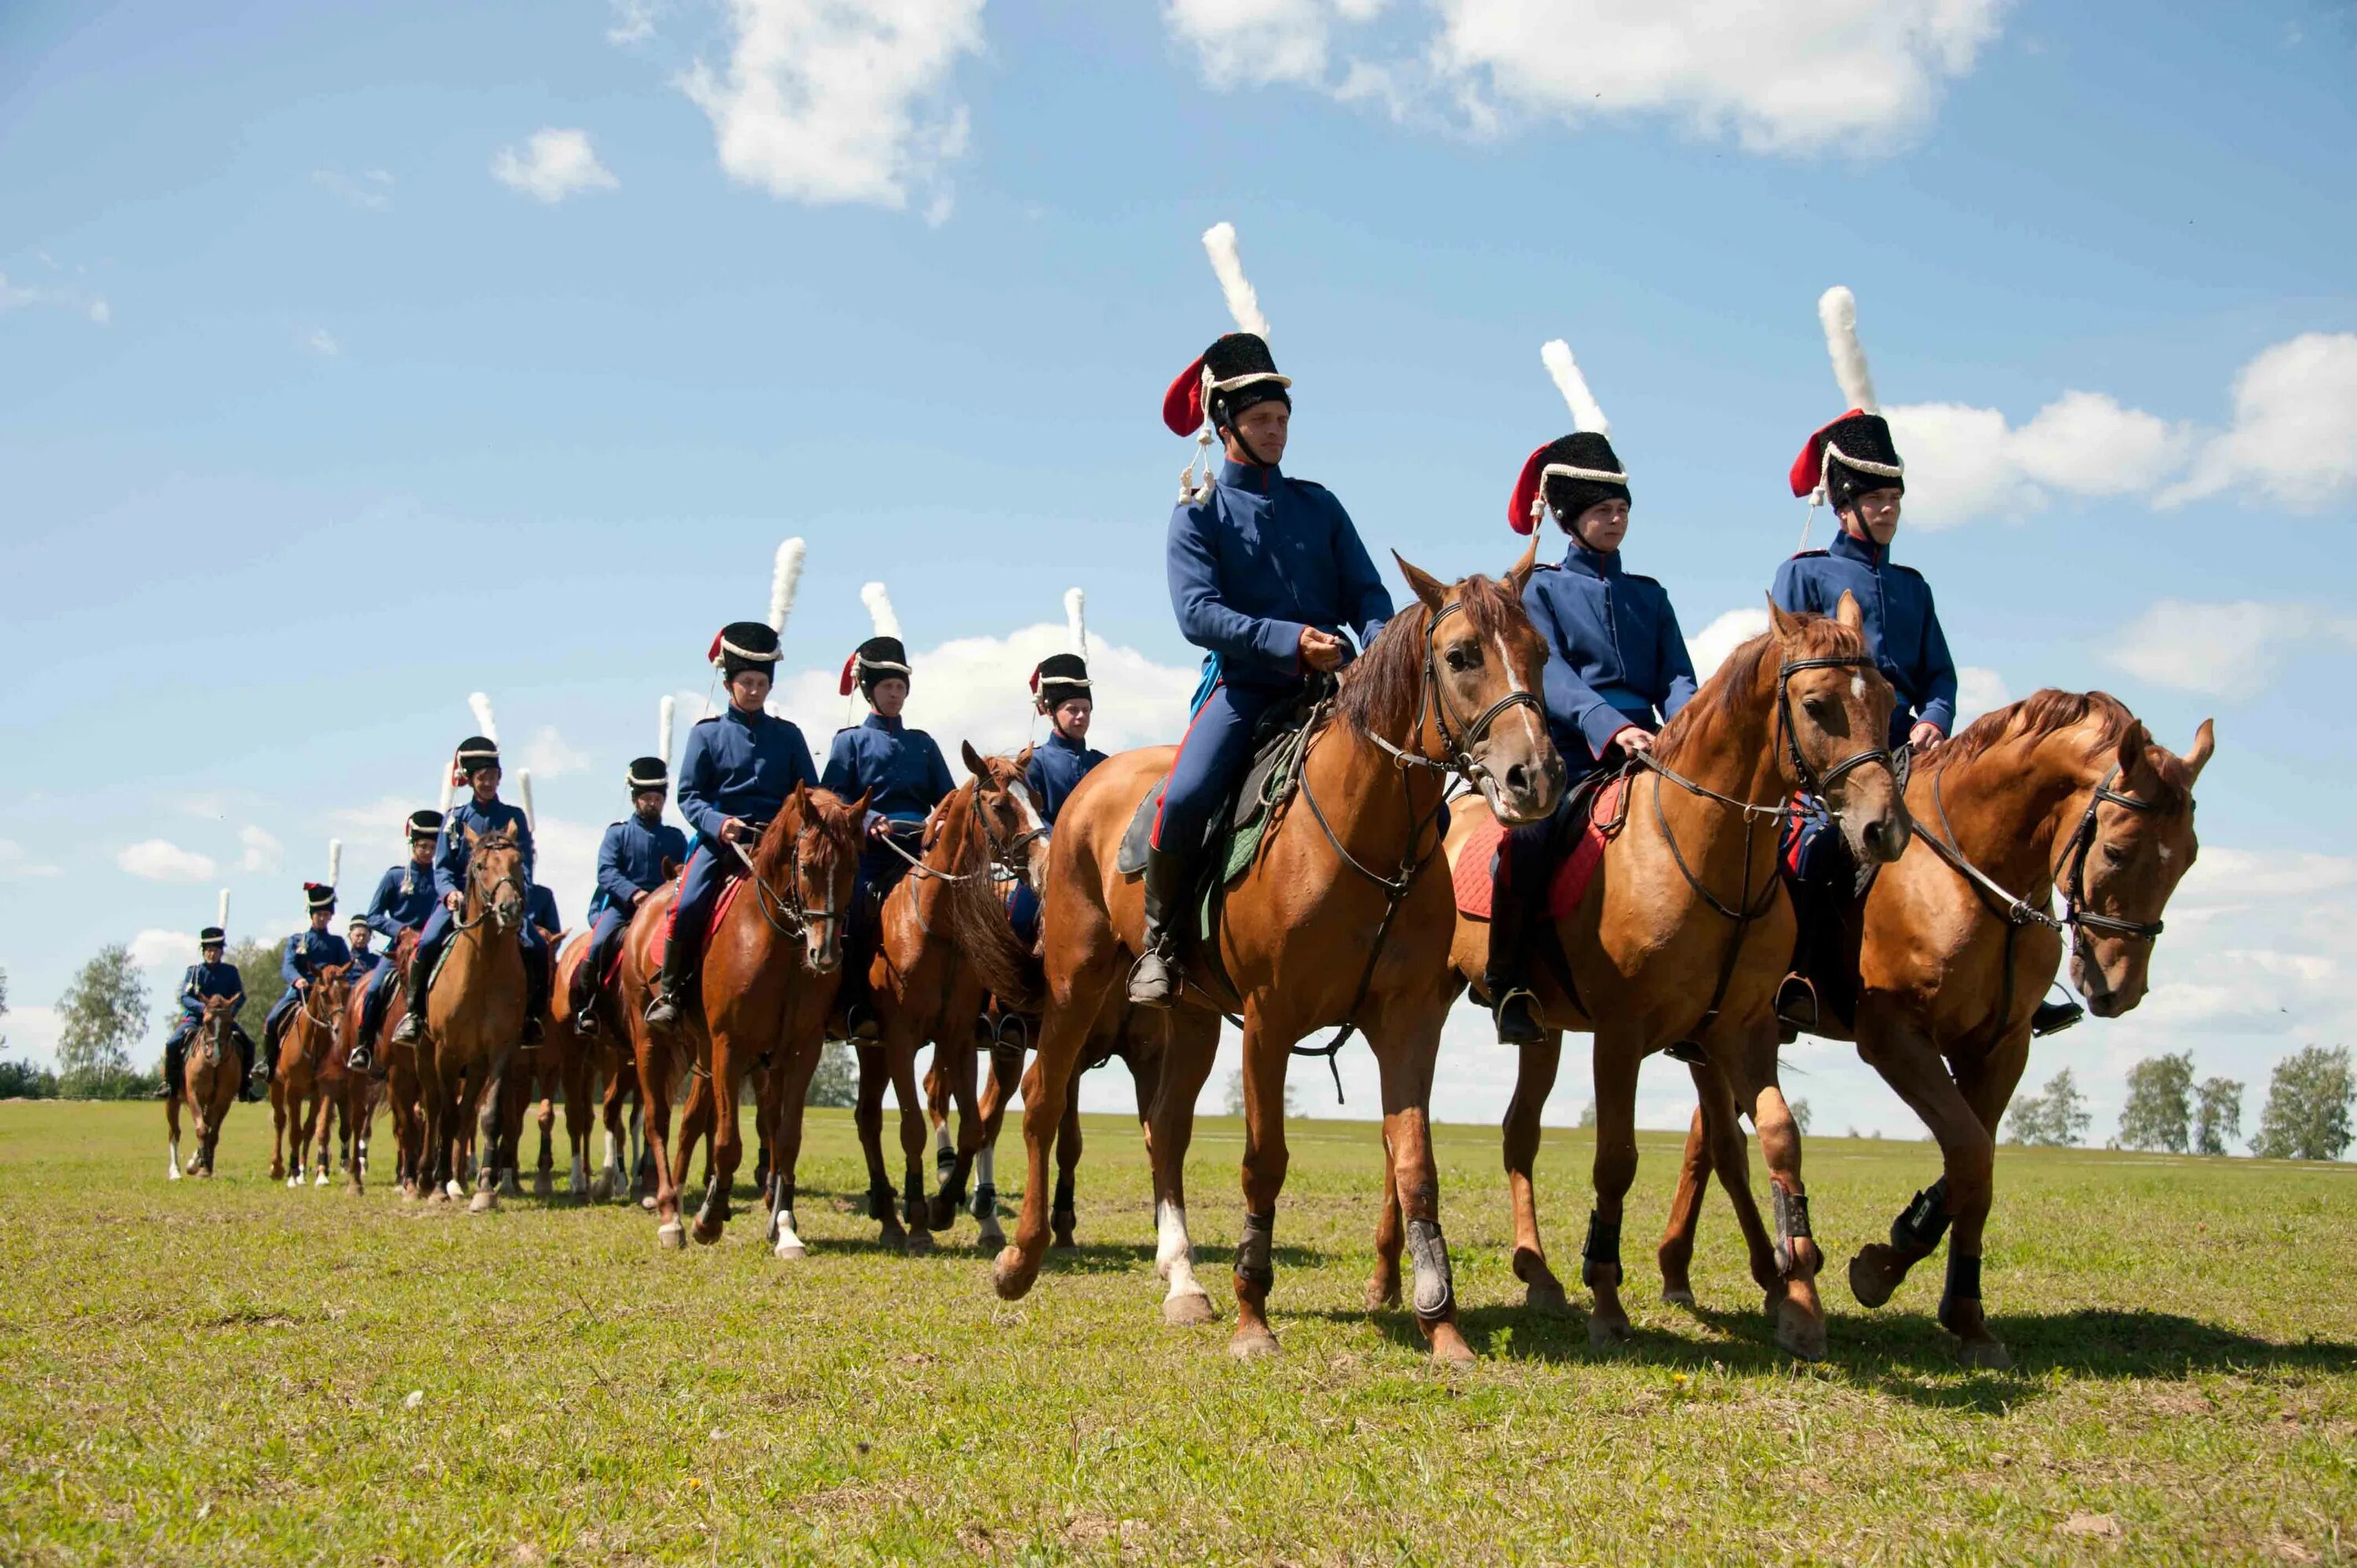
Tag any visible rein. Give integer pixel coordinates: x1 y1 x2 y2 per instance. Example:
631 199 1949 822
723 820 848 945
449 850 525 935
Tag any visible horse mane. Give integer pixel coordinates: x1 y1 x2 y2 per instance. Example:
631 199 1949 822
1335 573 1523 738
1937 688 2191 805
1651 614 1865 769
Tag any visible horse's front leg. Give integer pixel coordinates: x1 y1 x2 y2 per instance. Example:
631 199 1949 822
166 1096 182 1181
1504 1028 1569 1313
886 1035 934 1253
1709 1015 1826 1362
927 1029 983 1235
1673 1053 1784 1310
1228 1000 1297 1361
768 1031 824 1260
992 964 1113 1302
269 1075 289 1183
470 1053 509 1214
1050 1078 1083 1251
1942 1022 2036 1371
1584 1030 1644 1346
692 1050 742 1246
1369 998 1472 1365
852 1043 904 1250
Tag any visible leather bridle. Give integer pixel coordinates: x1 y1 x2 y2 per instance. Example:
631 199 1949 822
1776 655 1899 797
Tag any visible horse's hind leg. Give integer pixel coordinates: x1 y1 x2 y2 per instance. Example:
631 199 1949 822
167 1099 182 1181
1226 1002 1296 1361
1670 1063 1783 1310
1139 1009 1219 1324
1659 1105 1713 1306
887 1037 934 1253
1505 1029 1571 1313
1370 1132 1403 1310
1892 1019 2032 1371
925 1054 954 1189
1050 1080 1083 1249
926 1035 981 1234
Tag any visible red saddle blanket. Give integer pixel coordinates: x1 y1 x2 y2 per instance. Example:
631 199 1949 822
624 876 744 984
1452 776 1627 922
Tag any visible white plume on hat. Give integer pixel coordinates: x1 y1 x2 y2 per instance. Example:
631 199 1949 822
770 537 806 633
1202 222 1270 339
1064 587 1087 658
861 581 901 639
658 694 676 766
217 888 230 933
1540 339 1610 437
328 839 342 890
467 691 499 744
438 768 455 815
519 769 536 833
1817 286 1880 413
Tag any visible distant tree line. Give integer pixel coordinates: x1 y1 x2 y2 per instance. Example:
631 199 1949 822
2007 1046 2353 1160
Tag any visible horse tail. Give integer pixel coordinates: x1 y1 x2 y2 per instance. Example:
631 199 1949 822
947 871 1044 1014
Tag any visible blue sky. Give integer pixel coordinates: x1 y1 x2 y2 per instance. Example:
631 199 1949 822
4 0 2353 1143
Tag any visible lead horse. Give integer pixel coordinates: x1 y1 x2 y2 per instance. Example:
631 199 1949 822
1421 595 1906 1360
271 963 351 1188
167 995 242 1180
980 546 1562 1364
415 827 530 1213
1655 690 2212 1368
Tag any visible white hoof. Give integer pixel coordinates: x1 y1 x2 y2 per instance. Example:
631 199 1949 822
640 1195 658 1213
445 1178 464 1200
315 1171 330 1188
658 1221 685 1251
468 1190 497 1214
167 1164 182 1181
287 1174 302 1189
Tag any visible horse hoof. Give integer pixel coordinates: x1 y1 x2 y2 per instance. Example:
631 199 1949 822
904 1228 934 1256
1588 1314 1633 1349
1526 1279 1573 1317
167 1167 182 1182
977 1221 1006 1253
1848 1245 1904 1310
775 1238 808 1262
588 1175 612 1202
990 1247 1036 1302
1163 1289 1217 1328
1051 1229 1076 1252
691 1222 722 1247
1227 1325 1280 1361
1955 1337 2014 1372
287 1176 301 1189
1365 1273 1402 1312
445 1179 464 1200
1776 1302 1827 1363
315 1171 330 1188
926 1195 958 1232
468 1191 497 1214
1425 1321 1477 1367
657 1222 685 1251
533 1172 552 1199
640 1196 658 1213
498 1175 523 1200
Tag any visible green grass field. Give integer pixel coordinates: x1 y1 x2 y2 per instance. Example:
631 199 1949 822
2 1099 2352 1565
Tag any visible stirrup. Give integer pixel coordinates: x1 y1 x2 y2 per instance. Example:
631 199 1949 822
643 988 680 1028
1492 988 1544 1046
2030 998 2084 1037
1127 947 1178 1008
391 1012 424 1046
1773 973 1819 1037
573 1004 602 1037
346 1044 373 1073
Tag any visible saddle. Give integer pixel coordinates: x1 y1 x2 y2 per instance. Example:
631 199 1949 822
1451 769 1630 923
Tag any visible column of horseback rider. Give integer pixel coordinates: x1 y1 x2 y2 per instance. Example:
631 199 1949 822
156 221 2211 1365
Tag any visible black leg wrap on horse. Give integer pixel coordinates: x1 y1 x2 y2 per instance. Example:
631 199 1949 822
1234 1210 1275 1294
972 1182 996 1222
1052 1170 1076 1218
1772 1185 1813 1279
1942 1251 1982 1305
1580 1211 1622 1288
1891 1178 1953 1255
867 1181 896 1222
935 1139 956 1181
1404 1217 1454 1321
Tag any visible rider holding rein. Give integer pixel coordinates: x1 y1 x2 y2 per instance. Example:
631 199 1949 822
1485 341 1699 1046
645 621 819 1030
579 757 688 1035
351 809 440 1071
822 584 956 1035
262 881 352 1079
394 737 547 1046
160 922 255 1102
1138 228 1392 1008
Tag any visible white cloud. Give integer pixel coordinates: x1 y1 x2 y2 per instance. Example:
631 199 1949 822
490 128 619 203
88 299 111 326
1954 666 2009 729
2161 332 2357 512
1167 0 2009 150
129 928 199 972
0 269 109 327
2104 599 2357 698
1684 607 1769 680
238 825 282 873
117 839 216 883
312 167 394 211
608 0 661 44
5 1006 64 1070
520 725 592 781
0 837 60 879
304 328 339 357
1885 392 2190 531
679 0 984 213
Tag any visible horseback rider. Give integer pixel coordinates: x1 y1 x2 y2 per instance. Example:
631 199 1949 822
159 924 256 1103
1010 605 1109 949
350 808 441 1071
575 757 687 1035
1136 306 1393 1007
345 915 381 990
822 583 956 1035
1484 341 1699 1046
261 881 352 1081
393 737 549 1047
644 622 821 1029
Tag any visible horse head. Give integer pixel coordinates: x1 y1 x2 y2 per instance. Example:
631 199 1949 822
192 994 236 1072
964 742 1054 895
770 783 865 973
310 962 353 1026
1359 538 1563 826
1767 592 1909 877
2067 711 2212 1017
464 826 528 935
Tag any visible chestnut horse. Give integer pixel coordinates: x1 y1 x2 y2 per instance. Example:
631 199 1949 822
167 995 242 1180
980 549 1561 1365
270 963 351 1188
853 747 1053 1251
415 827 530 1213
1423 595 1908 1360
329 973 392 1194
615 783 865 1250
1655 690 2212 1368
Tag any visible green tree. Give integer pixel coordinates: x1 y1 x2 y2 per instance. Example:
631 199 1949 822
2005 1067 2091 1148
2117 1051 2194 1152
2252 1046 2354 1161
1789 1098 1813 1134
0 965 56 1098
1220 1068 1302 1119
806 1041 858 1108
222 937 288 1030
56 945 152 1099
2194 1076 2244 1156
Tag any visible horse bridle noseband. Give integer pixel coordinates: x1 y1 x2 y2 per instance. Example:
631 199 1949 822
1925 762 2167 946
1405 599 1547 788
449 847 525 933
1776 655 1898 797
729 819 847 943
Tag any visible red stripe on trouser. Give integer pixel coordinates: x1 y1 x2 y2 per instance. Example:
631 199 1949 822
1150 683 1222 850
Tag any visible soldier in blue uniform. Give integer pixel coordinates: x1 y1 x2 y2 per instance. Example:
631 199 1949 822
159 924 257 1102
822 586 958 1033
576 756 688 1034
1008 639 1108 947
394 737 548 1046
646 622 822 1029
1484 346 1698 1043
345 915 382 991
1136 325 1393 1006
350 809 441 1070
261 882 353 1079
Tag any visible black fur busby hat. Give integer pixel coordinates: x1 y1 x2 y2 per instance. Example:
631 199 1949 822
625 756 669 792
405 808 444 843
1509 341 1631 538
709 620 781 680
453 735 500 779
1789 288 1907 515
1032 653 1091 709
199 925 225 946
303 881 336 915
838 582 911 699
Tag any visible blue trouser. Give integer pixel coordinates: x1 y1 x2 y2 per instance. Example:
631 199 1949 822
1009 880 1042 949
665 844 731 976
586 905 633 981
1150 681 1283 853
410 905 548 1014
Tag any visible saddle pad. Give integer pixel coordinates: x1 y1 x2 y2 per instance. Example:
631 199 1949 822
1453 775 1628 922
1115 720 1310 878
637 877 744 983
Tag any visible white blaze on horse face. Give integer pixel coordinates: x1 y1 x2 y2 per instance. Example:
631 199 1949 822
1852 673 1866 701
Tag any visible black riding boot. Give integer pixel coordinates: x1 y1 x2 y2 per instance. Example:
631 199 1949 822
570 950 603 1036
1486 826 1545 1046
238 1031 263 1103
392 955 431 1046
1127 847 1191 1009
520 946 549 1045
161 1038 187 1101
643 936 695 1030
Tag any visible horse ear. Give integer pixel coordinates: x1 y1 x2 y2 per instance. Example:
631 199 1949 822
464 825 482 845
1766 592 1802 643
962 740 991 781
1832 590 1865 634
790 780 809 814
1391 551 1450 613
1505 530 1541 598
850 789 873 817
2183 718 2215 782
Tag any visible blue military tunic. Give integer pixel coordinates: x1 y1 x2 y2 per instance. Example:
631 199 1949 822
677 708 820 849
167 958 247 1048
1154 458 1395 852
592 815 689 921
264 926 354 1043
527 884 563 940
436 797 536 896
823 714 955 824
1024 731 1105 828
1527 543 1699 773
1771 529 1958 745
346 947 383 988
364 860 438 943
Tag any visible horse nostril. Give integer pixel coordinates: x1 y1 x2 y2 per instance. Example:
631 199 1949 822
1505 762 1530 796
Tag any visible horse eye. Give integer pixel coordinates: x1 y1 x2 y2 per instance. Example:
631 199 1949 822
2101 844 2128 867
1802 696 1835 722
1446 646 1477 672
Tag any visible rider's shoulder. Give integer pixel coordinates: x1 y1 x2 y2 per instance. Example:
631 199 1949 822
1785 548 1832 563
1886 561 1930 584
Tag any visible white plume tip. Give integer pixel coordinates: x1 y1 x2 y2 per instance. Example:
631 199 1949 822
769 538 806 633
1064 587 1087 657
1540 339 1610 437
1201 222 1270 339
658 694 676 764
519 769 536 832
328 839 342 889
1817 286 1879 413
217 889 230 931
467 691 499 745
861 581 902 640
